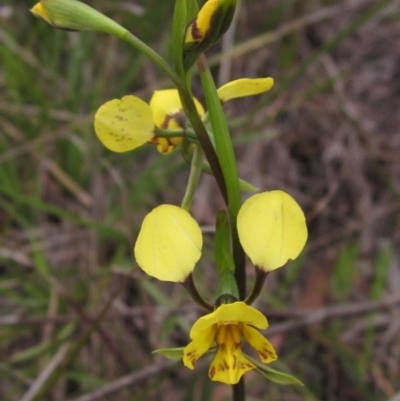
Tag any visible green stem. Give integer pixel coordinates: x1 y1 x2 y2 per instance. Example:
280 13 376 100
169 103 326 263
183 275 214 311
181 145 204 211
154 127 185 138
179 91 228 204
244 269 268 305
197 54 246 299
120 31 183 90
119 31 227 203
154 126 198 142
233 378 246 401
197 54 241 212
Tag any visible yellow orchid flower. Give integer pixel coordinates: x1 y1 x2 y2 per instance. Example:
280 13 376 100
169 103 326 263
94 78 272 155
183 302 277 384
150 90 205 154
94 90 204 155
134 191 307 383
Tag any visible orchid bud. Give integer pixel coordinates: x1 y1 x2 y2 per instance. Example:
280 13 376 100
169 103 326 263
183 0 237 70
31 0 125 36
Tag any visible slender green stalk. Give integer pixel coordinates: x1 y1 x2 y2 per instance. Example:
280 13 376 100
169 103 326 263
120 31 183 89
119 31 227 202
197 54 241 213
181 145 204 211
197 54 246 299
244 269 268 305
154 127 185 139
178 90 228 204
183 275 214 311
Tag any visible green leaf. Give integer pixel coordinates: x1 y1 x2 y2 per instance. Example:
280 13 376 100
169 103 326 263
172 0 187 78
10 323 75 364
152 347 185 359
258 365 304 386
186 0 199 20
238 178 258 192
247 355 304 386
198 58 241 217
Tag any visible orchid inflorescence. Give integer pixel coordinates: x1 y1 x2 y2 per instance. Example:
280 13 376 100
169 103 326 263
31 0 308 391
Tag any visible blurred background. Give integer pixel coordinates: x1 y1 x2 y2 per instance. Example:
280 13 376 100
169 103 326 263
1 0 400 400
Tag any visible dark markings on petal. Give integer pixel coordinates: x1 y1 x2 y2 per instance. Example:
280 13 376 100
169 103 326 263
190 19 203 41
209 365 216 378
259 349 276 360
161 111 187 129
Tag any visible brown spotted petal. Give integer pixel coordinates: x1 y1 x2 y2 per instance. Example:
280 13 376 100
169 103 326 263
94 95 154 153
182 302 276 384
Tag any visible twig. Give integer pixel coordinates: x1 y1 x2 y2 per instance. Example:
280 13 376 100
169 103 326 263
209 0 376 66
266 294 400 336
0 304 204 326
44 275 133 372
67 360 177 401
20 343 70 401
27 269 136 401
3 295 400 329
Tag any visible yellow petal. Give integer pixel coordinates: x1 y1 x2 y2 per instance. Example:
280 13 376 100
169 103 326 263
183 325 217 369
156 138 174 155
185 0 218 43
240 323 277 363
31 3 53 25
237 190 308 271
149 89 204 129
209 341 255 384
190 302 267 338
134 205 203 282
217 78 274 102
94 95 154 153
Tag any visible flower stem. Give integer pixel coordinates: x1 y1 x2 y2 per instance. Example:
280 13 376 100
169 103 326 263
244 269 268 305
154 127 185 138
183 274 214 311
181 145 204 211
197 54 246 299
233 378 246 401
119 30 228 204
179 91 228 204
120 31 183 90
